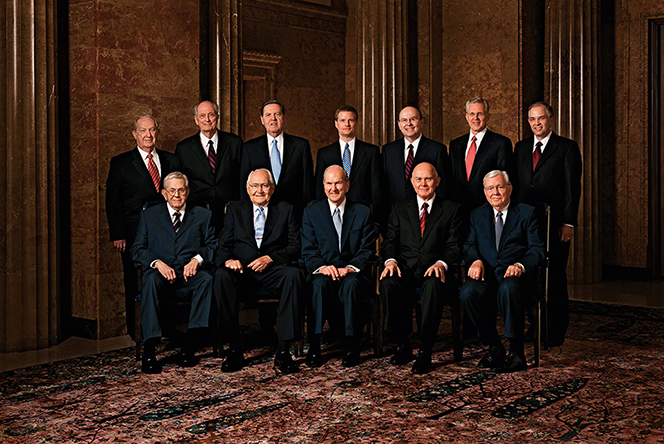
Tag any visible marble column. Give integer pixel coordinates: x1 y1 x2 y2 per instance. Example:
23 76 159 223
0 0 60 352
545 0 601 283
209 0 242 134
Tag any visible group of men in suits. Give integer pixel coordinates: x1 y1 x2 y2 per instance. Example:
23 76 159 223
105 96 581 375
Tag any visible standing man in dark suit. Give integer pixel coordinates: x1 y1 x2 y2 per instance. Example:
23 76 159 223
513 102 582 346
380 162 463 374
241 100 314 216
106 115 178 339
382 106 452 214
449 97 514 220
175 100 243 235
315 105 383 221
214 168 303 374
301 165 376 368
460 170 544 373
131 172 217 374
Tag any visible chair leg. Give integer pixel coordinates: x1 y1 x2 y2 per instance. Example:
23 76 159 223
451 296 463 362
135 298 142 361
533 301 541 367
371 293 384 358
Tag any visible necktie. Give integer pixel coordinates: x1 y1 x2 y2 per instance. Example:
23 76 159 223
420 202 428 237
208 140 216 172
271 139 282 184
532 141 542 171
465 136 477 180
146 152 160 192
404 144 415 180
255 207 265 248
333 207 342 251
495 211 503 250
173 211 182 232
342 143 351 178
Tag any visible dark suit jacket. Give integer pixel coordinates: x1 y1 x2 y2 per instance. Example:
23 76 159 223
215 200 300 267
382 136 452 206
175 131 243 231
449 130 514 212
463 202 545 281
131 203 217 276
513 133 582 228
315 139 383 213
301 199 376 273
241 133 314 213
105 147 178 242
381 195 463 277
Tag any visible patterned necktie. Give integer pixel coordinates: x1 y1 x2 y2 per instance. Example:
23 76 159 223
466 136 477 180
146 152 160 192
173 211 182 232
333 207 342 251
208 140 216 172
271 139 282 184
255 207 265 248
404 144 415 180
495 211 504 250
342 143 351 178
532 141 542 171
420 202 428 237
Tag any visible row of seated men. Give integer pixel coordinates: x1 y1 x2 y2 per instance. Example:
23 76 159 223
106 97 581 375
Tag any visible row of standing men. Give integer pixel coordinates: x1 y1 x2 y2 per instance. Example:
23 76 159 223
106 98 582 374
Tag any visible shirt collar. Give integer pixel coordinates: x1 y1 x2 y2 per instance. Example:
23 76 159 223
469 128 488 145
328 198 347 217
492 202 510 217
339 137 356 149
404 134 423 150
416 193 436 211
534 131 552 152
199 131 218 148
137 147 158 161
267 133 284 148
166 203 186 218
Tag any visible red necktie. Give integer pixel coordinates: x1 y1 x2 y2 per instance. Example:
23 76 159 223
532 141 542 171
208 140 216 172
465 136 477 180
420 202 428 237
146 152 160 192
404 144 415 180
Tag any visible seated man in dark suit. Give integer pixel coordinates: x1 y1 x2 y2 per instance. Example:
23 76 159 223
214 168 303 374
131 172 217 374
460 170 544 373
380 162 463 374
301 165 376 368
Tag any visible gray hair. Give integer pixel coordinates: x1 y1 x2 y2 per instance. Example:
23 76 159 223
465 97 490 114
133 115 158 131
528 101 554 117
246 168 275 186
483 170 511 187
163 171 189 188
194 100 219 116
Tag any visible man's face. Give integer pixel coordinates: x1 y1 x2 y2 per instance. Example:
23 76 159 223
398 106 423 141
260 104 285 138
528 105 553 139
246 170 274 207
335 111 357 139
410 163 440 201
194 101 219 135
132 117 157 153
323 167 349 206
483 174 512 211
161 177 189 211
465 102 490 134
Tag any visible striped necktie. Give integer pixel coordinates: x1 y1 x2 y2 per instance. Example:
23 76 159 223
146 152 160 192
207 140 216 172
173 211 182 232
342 143 351 178
404 144 414 180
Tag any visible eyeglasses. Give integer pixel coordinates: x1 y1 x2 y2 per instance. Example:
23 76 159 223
398 117 420 124
165 187 187 195
484 185 508 192
248 183 271 190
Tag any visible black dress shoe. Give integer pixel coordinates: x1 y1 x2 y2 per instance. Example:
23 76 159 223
141 355 161 374
305 349 323 368
274 351 299 374
179 347 197 368
221 350 246 373
341 350 360 368
496 352 527 373
478 345 506 369
390 343 414 366
411 351 432 375
547 333 565 347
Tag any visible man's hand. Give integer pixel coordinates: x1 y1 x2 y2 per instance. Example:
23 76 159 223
380 260 401 280
155 260 177 284
248 255 274 273
424 262 446 283
113 239 126 252
503 264 524 278
319 265 345 281
183 258 200 281
467 260 485 281
560 225 574 242
225 259 243 273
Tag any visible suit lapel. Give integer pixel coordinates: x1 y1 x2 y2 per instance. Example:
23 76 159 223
263 202 279 243
176 206 196 239
340 202 356 250
470 132 492 180
214 134 228 179
535 133 559 173
281 133 294 178
498 204 519 251
414 137 430 164
421 197 443 242
132 149 157 190
191 133 214 174
158 204 177 239
240 201 256 242
350 142 367 180
406 198 421 242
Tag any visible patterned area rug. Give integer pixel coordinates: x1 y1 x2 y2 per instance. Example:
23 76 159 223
2 301 664 443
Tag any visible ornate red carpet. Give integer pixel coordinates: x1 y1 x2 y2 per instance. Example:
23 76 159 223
1 301 663 443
